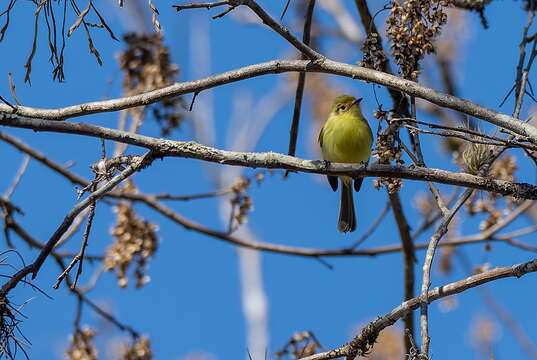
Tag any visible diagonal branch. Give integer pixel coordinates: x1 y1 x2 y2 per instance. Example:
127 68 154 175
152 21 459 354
300 257 537 360
456 251 537 360
0 152 154 297
3 155 30 200
240 0 323 60
175 0 323 58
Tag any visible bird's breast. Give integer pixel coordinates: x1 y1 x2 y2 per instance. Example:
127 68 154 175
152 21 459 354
321 116 372 164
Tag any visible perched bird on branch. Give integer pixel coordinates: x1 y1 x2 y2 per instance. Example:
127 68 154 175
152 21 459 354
318 95 373 233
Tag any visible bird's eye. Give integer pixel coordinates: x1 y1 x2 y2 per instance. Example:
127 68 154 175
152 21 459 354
338 105 346 112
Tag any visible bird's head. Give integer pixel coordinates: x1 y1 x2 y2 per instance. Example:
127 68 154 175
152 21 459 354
330 95 363 116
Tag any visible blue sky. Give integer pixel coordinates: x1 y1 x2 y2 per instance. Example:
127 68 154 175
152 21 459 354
1 1 537 359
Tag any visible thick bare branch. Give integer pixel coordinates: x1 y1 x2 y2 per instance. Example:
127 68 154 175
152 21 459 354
0 114 537 199
0 59 536 143
2 116 537 199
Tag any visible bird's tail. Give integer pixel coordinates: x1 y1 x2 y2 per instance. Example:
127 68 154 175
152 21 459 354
338 177 356 233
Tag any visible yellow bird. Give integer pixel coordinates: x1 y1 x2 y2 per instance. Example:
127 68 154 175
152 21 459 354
318 95 373 233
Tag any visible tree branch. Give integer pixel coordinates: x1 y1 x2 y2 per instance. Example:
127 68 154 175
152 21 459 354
301 257 537 360
354 0 410 117
388 192 416 353
419 189 474 356
2 116 537 199
0 152 153 296
240 0 323 60
452 0 491 10
2 132 536 260
286 0 316 160
0 59 536 143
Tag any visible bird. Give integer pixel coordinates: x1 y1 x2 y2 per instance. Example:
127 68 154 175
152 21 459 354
318 95 373 233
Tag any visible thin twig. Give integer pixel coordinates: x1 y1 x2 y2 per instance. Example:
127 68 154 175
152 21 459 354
173 1 229 11
0 131 87 185
0 95 15 110
3 155 30 200
401 123 536 150
404 101 450 218
54 197 97 290
56 208 90 248
241 0 323 60
349 200 390 249
286 0 316 164
54 257 140 337
0 152 153 296
7 73 21 106
354 0 409 117
513 7 537 118
5 217 103 261
152 188 233 201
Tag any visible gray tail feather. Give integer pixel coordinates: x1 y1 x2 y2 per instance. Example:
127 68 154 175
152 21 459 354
338 179 356 233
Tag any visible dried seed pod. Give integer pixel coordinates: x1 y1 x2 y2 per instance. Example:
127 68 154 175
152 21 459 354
374 123 403 193
275 331 323 359
121 336 153 360
119 33 184 135
230 176 253 227
360 32 388 71
66 327 98 360
387 0 452 80
105 204 158 288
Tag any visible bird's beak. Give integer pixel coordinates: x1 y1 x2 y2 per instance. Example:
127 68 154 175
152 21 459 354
351 98 363 107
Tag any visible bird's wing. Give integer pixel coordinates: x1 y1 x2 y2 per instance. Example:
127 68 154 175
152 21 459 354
318 125 324 148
